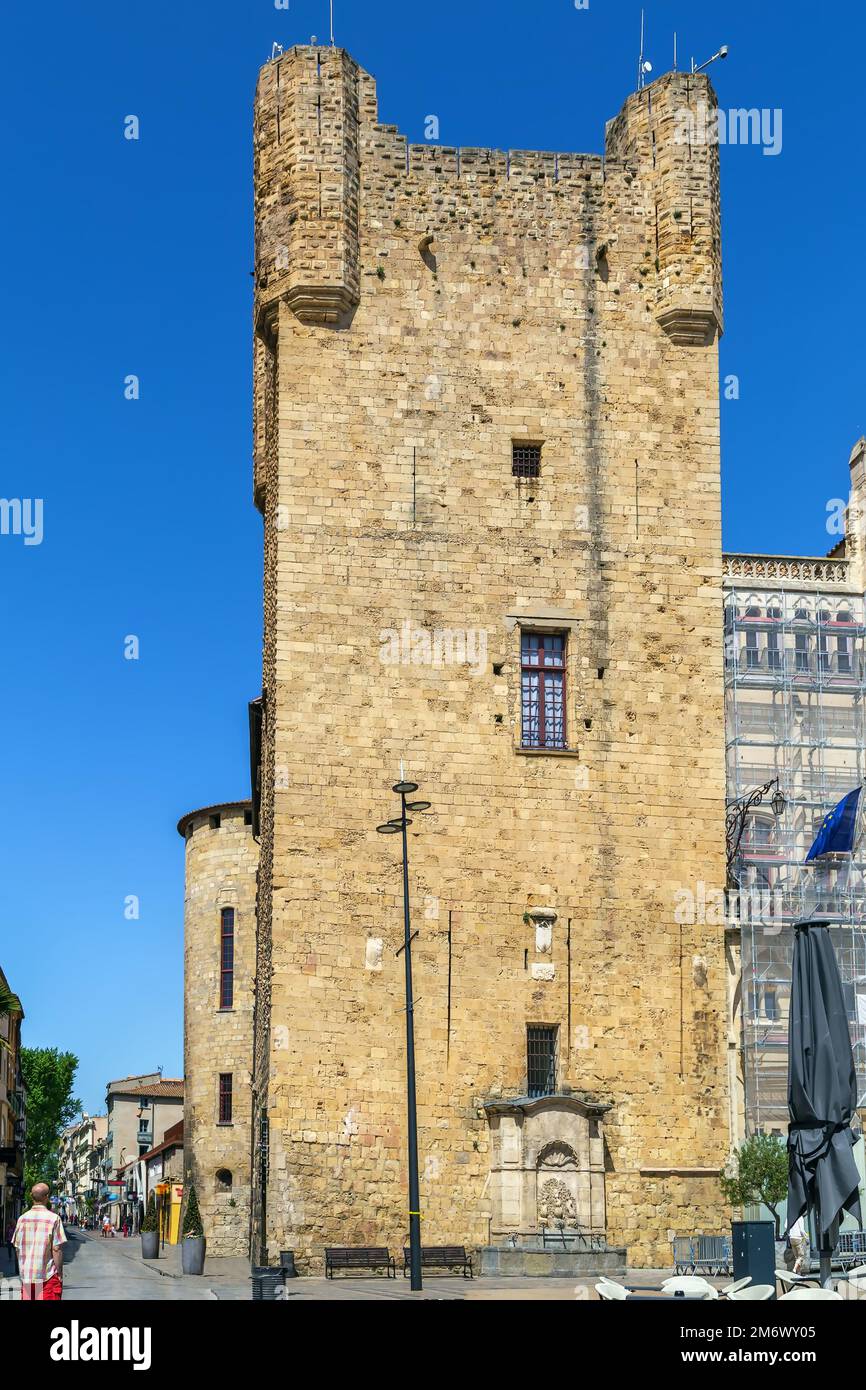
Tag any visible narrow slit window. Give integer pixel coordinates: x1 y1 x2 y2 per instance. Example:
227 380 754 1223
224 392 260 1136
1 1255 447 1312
218 1073 233 1124
521 632 567 749
512 443 541 478
219 908 235 1009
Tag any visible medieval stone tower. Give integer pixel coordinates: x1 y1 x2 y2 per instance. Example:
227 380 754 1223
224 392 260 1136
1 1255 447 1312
180 802 257 1255
250 45 729 1269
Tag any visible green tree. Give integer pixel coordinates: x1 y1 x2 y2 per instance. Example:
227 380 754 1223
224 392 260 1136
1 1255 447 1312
141 1193 158 1234
182 1183 204 1238
20 1047 80 1192
720 1132 789 1238
0 980 22 1016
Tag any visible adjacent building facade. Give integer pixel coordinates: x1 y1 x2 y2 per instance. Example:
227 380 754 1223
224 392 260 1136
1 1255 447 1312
0 968 25 1237
104 1073 184 1226
58 1113 107 1220
245 46 730 1270
725 436 866 1153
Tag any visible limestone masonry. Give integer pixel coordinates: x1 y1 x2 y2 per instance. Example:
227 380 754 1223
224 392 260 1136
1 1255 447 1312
181 803 257 1256
229 44 728 1270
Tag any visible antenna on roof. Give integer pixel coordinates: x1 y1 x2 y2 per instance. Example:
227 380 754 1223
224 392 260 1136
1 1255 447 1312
330 1 335 46
271 42 283 62
637 9 653 90
673 32 678 72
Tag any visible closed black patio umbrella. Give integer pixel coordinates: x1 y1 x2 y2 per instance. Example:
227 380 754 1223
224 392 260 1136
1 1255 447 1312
787 918 862 1287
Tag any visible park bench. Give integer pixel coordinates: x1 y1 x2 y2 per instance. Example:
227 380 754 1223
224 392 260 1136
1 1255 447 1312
324 1246 396 1278
403 1245 474 1277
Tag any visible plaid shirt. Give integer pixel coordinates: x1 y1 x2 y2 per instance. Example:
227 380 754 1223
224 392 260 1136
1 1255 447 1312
13 1207 67 1284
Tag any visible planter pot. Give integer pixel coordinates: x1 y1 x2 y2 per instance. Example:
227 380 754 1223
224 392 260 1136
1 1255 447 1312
140 1231 159 1260
182 1235 206 1276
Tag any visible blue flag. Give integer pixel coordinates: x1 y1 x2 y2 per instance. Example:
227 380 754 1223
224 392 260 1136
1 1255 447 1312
805 787 862 862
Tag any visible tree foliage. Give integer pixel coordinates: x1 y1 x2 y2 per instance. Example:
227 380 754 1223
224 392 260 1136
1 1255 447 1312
182 1183 204 1238
141 1193 158 1234
720 1132 789 1238
20 1047 80 1192
0 981 22 1016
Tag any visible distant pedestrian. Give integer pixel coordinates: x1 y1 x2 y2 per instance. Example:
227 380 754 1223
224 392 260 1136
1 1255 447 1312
790 1213 810 1274
13 1184 67 1301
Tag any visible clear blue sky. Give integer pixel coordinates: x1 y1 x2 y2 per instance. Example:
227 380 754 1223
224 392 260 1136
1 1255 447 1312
2 1 863 1115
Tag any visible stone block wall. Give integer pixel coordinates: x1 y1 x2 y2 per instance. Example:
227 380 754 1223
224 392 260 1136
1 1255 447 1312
251 46 729 1270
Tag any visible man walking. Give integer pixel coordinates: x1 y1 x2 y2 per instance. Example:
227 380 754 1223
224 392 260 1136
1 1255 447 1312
13 1184 66 1301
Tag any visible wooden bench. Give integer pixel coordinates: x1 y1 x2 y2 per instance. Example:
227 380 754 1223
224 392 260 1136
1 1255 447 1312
325 1247 396 1279
403 1245 474 1277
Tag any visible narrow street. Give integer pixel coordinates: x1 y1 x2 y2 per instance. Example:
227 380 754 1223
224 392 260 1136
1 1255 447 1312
2 1230 248 1301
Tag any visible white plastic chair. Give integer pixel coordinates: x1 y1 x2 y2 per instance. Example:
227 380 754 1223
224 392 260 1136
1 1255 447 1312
775 1268 820 1291
661 1275 718 1299
838 1277 866 1300
727 1284 775 1301
779 1286 843 1301
595 1280 628 1301
721 1276 752 1298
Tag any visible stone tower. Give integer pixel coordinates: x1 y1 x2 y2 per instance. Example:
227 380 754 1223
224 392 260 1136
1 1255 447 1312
251 46 729 1269
180 801 257 1256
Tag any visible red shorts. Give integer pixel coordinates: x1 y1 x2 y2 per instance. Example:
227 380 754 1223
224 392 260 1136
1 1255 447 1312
21 1274 63 1301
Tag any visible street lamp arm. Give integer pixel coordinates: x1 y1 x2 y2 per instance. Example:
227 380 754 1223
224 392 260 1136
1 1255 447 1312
725 777 784 887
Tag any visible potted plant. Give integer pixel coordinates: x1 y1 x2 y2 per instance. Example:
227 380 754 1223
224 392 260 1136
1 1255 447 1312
720 1133 789 1266
140 1193 159 1260
181 1183 206 1275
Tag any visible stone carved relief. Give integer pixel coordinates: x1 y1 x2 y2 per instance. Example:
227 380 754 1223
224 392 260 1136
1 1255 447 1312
537 1178 577 1225
484 1095 609 1238
537 1140 578 1169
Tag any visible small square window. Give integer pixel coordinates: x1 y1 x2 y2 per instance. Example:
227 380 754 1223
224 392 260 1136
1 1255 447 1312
512 443 541 478
209 814 221 829
244 810 253 826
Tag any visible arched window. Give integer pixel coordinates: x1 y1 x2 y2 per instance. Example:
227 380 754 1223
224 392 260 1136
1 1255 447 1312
216 1169 233 1192
744 606 762 669
817 610 831 672
766 602 782 670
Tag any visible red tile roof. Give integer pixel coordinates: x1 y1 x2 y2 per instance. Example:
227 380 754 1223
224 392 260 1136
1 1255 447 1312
116 1080 184 1099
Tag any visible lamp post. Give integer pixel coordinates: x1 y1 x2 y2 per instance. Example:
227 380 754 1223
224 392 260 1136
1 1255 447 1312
725 776 786 889
376 777 431 1292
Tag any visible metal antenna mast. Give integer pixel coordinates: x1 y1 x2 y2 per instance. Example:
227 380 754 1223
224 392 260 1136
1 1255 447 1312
637 9 645 90
330 1 335 46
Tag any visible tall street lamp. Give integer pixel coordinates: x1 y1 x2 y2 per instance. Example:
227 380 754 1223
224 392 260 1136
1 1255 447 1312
376 777 431 1292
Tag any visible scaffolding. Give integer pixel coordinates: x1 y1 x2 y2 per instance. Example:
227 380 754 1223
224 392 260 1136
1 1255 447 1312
724 574 866 1133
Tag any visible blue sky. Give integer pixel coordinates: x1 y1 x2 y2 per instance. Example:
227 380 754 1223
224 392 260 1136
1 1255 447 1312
1 0 864 1115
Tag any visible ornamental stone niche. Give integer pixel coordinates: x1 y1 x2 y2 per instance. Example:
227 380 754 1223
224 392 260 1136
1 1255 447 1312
483 1095 609 1237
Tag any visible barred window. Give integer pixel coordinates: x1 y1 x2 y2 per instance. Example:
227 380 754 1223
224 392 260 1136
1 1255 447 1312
521 632 567 748
527 1026 557 1098
512 443 541 478
219 908 235 1009
218 1073 233 1124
